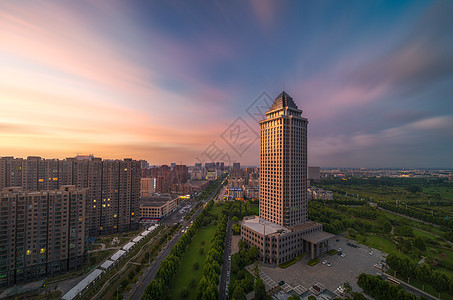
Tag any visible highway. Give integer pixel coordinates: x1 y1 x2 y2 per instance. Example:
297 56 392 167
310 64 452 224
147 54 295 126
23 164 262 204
128 178 225 300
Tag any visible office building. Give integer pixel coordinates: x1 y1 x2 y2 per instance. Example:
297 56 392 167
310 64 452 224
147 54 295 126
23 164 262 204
241 92 333 265
0 186 87 288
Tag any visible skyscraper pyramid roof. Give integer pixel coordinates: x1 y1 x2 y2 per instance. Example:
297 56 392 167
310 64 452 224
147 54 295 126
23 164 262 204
269 91 298 111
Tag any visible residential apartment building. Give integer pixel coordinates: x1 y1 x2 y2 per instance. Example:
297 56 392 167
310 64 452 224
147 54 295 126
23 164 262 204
0 155 141 237
0 186 86 288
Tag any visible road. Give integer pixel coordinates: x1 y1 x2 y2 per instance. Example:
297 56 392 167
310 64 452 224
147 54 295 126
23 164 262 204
128 179 225 300
382 274 438 300
219 207 233 300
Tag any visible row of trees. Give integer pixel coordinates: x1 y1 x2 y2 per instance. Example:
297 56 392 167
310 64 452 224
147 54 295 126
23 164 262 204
309 201 383 235
196 203 230 299
357 273 418 300
386 253 453 297
228 240 259 296
141 201 215 300
378 202 453 229
320 177 450 187
232 200 253 220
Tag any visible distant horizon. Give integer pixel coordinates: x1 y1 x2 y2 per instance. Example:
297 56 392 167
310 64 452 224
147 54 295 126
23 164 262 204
1 154 453 171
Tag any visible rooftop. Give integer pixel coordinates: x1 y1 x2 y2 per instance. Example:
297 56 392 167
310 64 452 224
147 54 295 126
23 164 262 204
140 194 177 206
269 91 299 111
242 216 289 235
302 230 335 244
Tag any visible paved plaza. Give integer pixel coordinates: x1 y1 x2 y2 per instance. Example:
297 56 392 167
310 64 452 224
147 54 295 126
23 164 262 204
258 235 387 297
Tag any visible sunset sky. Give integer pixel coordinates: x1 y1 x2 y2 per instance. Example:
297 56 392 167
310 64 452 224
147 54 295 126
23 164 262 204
1 1 452 168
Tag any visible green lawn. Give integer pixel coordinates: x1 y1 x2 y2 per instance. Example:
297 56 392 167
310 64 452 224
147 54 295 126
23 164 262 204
381 211 445 237
167 207 224 299
356 234 396 253
413 228 437 239
423 187 453 200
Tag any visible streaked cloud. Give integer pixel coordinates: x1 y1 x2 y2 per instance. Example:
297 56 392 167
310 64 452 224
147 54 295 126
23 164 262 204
1 0 452 167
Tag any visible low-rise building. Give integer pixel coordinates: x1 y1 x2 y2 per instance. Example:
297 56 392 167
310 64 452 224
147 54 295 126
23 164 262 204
241 217 333 264
308 187 334 200
140 195 179 221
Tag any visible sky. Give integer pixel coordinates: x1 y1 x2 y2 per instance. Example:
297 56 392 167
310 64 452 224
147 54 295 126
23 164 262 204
1 0 452 168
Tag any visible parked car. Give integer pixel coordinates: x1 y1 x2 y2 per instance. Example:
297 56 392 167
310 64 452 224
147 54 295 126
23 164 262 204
327 262 332 267
279 281 285 286
337 248 342 252
322 260 327 264
341 253 346 258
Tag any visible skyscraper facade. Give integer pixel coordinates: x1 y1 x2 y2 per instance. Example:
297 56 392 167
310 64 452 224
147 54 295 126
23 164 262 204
259 92 308 226
241 92 333 265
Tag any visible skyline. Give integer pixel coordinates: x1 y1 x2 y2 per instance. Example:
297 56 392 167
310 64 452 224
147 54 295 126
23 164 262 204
1 1 453 168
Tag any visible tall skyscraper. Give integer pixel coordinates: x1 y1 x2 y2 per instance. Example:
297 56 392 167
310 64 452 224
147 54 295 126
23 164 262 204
259 92 308 226
241 92 333 265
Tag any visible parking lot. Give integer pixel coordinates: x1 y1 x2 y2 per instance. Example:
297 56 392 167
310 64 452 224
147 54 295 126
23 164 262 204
260 235 387 295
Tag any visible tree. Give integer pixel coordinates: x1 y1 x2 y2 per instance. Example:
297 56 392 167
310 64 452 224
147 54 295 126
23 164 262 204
254 278 266 300
248 246 259 262
413 237 426 252
343 282 352 294
232 216 239 223
128 270 135 280
180 287 189 298
287 295 300 300
232 286 247 300
238 239 248 252
308 296 316 300
352 293 367 300
189 278 196 288
253 261 259 278
406 185 422 194
232 223 241 235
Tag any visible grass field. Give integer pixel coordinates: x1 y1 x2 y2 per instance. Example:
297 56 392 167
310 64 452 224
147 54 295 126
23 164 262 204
167 206 224 299
423 187 453 200
356 234 396 253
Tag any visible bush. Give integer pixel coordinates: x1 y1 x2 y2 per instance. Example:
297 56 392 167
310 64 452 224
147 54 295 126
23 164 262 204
128 270 135 280
307 258 319 266
328 249 338 255
279 259 296 268
295 253 306 261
